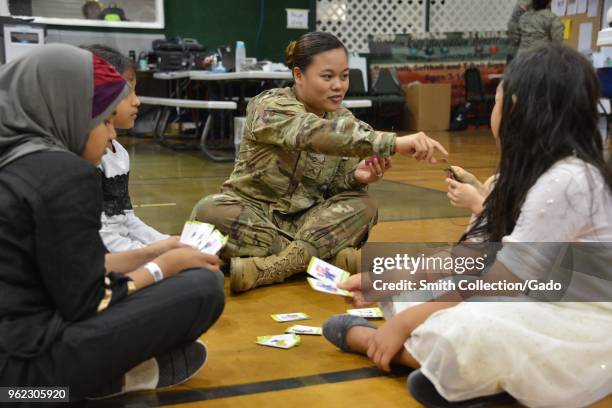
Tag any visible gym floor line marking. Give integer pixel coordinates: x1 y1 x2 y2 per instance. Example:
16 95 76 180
132 203 177 208
81 366 406 407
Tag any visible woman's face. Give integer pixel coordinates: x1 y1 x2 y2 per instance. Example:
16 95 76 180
114 68 140 130
293 48 349 116
83 114 116 165
490 84 503 144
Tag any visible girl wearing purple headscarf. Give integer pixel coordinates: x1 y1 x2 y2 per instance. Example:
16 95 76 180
0 44 224 400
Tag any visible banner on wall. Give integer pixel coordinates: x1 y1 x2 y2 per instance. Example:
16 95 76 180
373 62 505 108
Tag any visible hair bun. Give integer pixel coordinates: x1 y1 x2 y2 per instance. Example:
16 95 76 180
285 41 297 69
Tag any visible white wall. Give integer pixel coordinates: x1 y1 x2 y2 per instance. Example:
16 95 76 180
46 29 164 56
0 0 10 16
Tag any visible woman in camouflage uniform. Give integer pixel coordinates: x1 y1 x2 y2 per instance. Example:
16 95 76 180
192 32 447 293
508 0 564 54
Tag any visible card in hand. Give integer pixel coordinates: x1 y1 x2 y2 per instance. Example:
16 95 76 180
307 257 350 285
307 277 353 297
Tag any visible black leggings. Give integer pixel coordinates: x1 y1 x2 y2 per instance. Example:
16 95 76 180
0 269 225 399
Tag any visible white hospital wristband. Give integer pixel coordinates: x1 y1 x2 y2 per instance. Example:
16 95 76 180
144 262 164 283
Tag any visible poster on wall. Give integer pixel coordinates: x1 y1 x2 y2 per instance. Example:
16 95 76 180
552 0 568 16
588 0 600 17
578 22 593 50
567 0 578 15
577 0 588 13
286 8 309 29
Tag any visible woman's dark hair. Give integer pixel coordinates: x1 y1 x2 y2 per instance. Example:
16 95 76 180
463 45 612 242
80 44 135 75
532 0 551 11
285 31 347 72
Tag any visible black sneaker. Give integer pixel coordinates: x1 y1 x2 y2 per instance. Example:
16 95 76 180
408 369 516 408
89 340 208 399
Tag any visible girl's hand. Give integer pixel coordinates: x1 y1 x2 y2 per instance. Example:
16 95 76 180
354 156 392 184
395 132 448 164
366 317 412 372
147 236 187 257
155 247 221 278
448 166 487 195
446 178 485 214
338 274 373 307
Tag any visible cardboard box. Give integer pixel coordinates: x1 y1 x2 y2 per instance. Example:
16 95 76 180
402 83 451 131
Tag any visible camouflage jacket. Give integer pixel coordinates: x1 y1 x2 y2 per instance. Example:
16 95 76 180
513 9 564 52
508 0 533 46
221 87 396 215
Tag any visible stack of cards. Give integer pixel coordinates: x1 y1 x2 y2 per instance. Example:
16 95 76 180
347 307 384 319
179 221 228 255
285 325 322 336
256 334 301 349
271 313 310 322
306 257 353 297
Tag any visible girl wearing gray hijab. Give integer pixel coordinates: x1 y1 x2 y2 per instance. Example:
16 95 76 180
0 44 225 400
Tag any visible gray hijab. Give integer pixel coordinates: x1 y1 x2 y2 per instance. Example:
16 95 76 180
0 43 125 169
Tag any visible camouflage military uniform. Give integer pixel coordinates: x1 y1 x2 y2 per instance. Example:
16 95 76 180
511 7 564 53
192 87 396 261
508 0 533 47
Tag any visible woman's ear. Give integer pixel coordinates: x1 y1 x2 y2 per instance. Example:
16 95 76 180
293 67 303 85
511 94 518 111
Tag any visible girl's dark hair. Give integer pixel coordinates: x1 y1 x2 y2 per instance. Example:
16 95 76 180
463 45 612 242
80 44 135 75
532 0 551 10
285 31 347 72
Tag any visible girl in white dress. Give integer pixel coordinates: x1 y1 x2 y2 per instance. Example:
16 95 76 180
323 45 612 408
83 45 170 252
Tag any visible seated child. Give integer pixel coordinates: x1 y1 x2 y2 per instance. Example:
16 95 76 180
82 44 169 252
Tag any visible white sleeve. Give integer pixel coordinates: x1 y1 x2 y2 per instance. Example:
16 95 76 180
99 223 147 252
497 164 592 281
124 211 170 244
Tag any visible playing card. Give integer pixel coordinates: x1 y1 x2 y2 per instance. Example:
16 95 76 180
307 257 350 285
179 221 198 244
180 221 214 247
199 230 228 255
307 277 353 297
270 313 311 322
256 334 301 349
346 307 384 319
285 325 322 335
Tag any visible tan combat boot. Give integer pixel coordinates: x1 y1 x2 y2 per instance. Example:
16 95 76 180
330 247 361 275
230 240 317 293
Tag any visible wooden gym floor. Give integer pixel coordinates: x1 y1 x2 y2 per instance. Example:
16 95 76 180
83 130 612 408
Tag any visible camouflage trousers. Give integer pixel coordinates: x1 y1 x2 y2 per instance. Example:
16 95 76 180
191 190 378 260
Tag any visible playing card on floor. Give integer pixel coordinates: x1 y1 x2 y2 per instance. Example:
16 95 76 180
346 307 384 319
285 325 322 335
256 334 301 349
270 313 311 322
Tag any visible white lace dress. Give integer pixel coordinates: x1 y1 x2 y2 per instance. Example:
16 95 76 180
382 158 612 408
99 140 169 252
